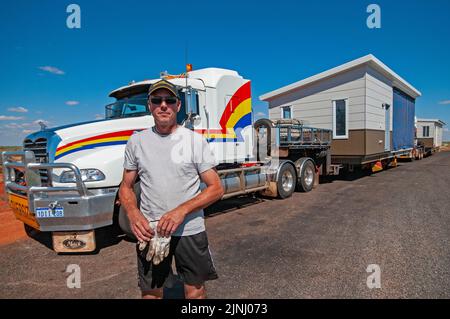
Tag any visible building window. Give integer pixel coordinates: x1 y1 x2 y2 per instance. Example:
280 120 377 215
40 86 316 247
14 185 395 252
423 126 430 137
333 99 348 139
282 106 292 119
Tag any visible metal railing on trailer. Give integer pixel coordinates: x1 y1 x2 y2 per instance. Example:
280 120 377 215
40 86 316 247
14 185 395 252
273 119 332 149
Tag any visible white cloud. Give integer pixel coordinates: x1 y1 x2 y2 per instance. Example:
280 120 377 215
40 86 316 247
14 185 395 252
5 123 24 129
0 115 25 120
7 106 28 113
22 129 34 134
66 100 79 106
255 112 267 119
38 66 65 75
439 100 450 105
2 121 46 130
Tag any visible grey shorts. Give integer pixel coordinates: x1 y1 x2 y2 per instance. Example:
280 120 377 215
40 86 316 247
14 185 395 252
136 231 218 291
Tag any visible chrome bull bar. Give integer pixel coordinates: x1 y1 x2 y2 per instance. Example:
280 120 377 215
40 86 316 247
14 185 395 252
1 151 115 232
2 151 87 197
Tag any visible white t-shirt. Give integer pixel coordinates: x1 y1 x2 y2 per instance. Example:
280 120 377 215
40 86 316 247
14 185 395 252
123 126 217 236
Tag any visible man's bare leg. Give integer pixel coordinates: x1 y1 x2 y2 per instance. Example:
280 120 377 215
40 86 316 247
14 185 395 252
142 288 163 299
184 283 206 299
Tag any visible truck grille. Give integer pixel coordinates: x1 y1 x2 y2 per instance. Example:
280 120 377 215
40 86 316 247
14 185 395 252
23 138 50 186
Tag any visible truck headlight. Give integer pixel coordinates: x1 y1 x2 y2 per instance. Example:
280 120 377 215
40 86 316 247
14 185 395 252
60 169 105 183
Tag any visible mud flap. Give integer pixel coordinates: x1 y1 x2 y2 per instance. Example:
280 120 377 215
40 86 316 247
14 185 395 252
52 230 96 253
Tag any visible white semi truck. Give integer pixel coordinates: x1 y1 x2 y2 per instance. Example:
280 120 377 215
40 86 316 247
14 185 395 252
2 67 335 253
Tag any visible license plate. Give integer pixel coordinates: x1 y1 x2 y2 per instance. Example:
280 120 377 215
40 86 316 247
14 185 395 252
36 207 64 218
8 193 40 229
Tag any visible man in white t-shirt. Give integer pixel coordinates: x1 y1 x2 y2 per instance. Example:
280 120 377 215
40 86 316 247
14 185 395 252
119 79 224 299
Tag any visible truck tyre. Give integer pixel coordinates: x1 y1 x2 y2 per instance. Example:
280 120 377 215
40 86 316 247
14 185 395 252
118 181 141 241
24 224 39 237
118 207 136 241
276 163 297 199
295 158 315 192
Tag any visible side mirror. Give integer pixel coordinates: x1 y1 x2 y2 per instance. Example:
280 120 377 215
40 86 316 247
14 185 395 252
192 114 201 126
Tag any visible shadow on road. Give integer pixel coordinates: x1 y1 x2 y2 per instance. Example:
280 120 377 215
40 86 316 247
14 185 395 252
319 164 406 183
23 224 125 255
205 195 268 217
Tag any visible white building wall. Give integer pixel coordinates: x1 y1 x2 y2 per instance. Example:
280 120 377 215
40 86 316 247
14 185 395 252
416 121 436 139
365 68 394 131
435 125 443 147
269 107 281 119
267 66 367 130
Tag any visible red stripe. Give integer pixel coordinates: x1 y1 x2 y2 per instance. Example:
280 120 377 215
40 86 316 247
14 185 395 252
219 81 251 130
194 129 227 134
56 129 138 152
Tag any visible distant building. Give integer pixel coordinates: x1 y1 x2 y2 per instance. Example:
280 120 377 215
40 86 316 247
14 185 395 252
416 119 446 149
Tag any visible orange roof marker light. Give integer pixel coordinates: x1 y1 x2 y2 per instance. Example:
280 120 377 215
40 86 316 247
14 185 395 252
160 65 192 80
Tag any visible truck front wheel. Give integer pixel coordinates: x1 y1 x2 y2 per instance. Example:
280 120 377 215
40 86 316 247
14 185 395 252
277 163 297 199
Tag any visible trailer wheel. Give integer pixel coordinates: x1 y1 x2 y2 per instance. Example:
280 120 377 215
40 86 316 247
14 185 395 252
276 163 297 199
296 158 316 192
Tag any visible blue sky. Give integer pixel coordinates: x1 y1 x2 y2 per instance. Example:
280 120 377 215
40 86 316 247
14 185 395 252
1 0 449 145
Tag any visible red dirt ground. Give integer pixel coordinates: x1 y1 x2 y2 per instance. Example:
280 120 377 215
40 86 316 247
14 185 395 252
0 177 27 246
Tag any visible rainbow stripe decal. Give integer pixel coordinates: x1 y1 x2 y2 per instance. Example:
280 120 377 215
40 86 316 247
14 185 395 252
55 129 141 160
55 82 251 159
195 81 252 142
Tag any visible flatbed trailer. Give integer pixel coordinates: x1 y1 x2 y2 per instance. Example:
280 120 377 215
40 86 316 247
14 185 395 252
331 147 416 173
397 145 425 161
186 119 334 201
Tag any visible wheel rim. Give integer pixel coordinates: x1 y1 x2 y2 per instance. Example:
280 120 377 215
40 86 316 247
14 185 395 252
304 165 314 186
281 170 294 192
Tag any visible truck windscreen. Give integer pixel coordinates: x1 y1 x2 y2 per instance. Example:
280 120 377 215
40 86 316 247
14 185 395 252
105 93 150 119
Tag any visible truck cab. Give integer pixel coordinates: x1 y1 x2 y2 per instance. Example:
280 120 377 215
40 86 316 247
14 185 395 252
1 68 257 252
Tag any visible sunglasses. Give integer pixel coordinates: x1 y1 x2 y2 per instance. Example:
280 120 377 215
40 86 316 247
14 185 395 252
149 96 178 105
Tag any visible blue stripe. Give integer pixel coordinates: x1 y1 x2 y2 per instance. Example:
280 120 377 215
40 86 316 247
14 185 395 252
234 113 252 130
207 138 239 143
55 140 128 160
233 112 252 141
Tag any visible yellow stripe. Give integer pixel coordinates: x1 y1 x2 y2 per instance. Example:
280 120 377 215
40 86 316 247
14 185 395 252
205 133 236 139
202 128 236 139
56 136 130 156
226 98 251 129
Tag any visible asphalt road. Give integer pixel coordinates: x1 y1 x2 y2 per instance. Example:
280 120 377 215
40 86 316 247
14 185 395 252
1 151 449 298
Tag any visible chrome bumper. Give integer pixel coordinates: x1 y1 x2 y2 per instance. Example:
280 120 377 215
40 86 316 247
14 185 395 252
2 151 116 232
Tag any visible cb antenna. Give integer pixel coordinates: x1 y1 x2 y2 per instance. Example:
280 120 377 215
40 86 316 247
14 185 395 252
185 41 194 129
185 41 188 92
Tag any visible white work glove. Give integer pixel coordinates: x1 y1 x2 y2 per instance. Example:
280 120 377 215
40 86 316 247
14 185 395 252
138 221 171 265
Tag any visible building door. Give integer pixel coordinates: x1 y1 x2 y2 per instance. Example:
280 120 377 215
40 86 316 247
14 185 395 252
384 103 391 151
